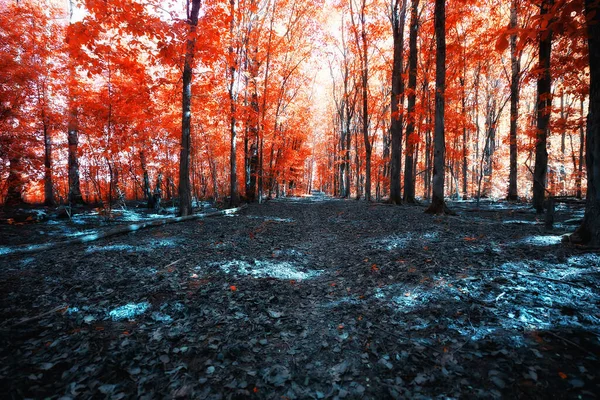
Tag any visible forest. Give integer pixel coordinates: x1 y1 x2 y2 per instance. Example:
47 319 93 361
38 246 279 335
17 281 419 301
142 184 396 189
1 0 600 398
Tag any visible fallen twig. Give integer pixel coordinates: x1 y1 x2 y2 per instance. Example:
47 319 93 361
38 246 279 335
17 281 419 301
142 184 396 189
1 205 247 257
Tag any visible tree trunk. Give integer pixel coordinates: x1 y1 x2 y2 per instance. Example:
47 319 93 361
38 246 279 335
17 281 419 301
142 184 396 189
152 172 163 211
532 0 553 214
507 0 520 201
577 98 585 199
248 85 260 202
403 0 419 203
389 0 407 204
66 0 84 206
571 0 600 246
425 0 448 214
344 120 351 197
67 108 84 205
43 114 54 206
178 0 201 216
140 150 153 208
228 0 240 207
461 84 468 200
362 44 371 202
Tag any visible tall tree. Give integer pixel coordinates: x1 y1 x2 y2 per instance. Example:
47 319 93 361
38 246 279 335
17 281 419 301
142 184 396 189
389 0 407 204
507 0 521 201
350 0 373 201
65 0 84 205
570 0 600 246
228 0 240 206
425 0 449 214
179 0 201 216
532 0 553 213
402 0 419 203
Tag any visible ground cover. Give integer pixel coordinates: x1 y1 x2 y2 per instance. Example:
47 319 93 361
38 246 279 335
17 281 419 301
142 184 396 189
0 195 598 399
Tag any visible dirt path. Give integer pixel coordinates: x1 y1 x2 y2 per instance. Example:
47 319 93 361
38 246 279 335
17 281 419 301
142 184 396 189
1 196 599 399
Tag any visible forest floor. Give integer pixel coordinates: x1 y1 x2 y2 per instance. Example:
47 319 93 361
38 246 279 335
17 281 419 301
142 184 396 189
0 194 599 399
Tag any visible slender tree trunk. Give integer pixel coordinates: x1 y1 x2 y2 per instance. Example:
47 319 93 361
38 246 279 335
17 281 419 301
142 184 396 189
577 98 585 199
571 0 600 246
362 40 371 202
66 0 84 206
67 105 83 205
248 71 260 202
508 0 520 201
179 0 201 216
461 81 468 200
389 0 407 204
424 126 431 199
532 0 553 214
43 114 54 206
140 150 154 208
344 121 351 197
425 0 449 214
228 0 240 207
403 0 419 203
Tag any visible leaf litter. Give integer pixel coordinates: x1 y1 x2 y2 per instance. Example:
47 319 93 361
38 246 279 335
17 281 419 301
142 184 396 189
0 196 599 398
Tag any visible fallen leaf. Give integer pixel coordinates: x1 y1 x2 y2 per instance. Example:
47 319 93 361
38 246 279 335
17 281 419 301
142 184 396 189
559 372 568 379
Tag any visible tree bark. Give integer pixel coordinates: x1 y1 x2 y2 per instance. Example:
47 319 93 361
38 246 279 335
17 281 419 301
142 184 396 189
228 0 240 207
66 0 84 206
247 85 259 202
532 0 553 214
571 0 600 246
179 0 201 216
389 0 407 204
403 0 419 203
67 106 84 205
577 98 585 199
43 113 54 206
425 0 449 214
507 0 520 201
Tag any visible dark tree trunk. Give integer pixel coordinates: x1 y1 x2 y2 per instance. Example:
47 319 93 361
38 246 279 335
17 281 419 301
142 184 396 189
532 0 553 214
178 0 201 216
43 115 54 206
425 0 449 214
228 0 239 207
461 80 468 200
229 115 239 206
67 108 84 205
140 150 153 207
152 172 163 211
362 50 371 202
424 108 431 199
571 0 600 246
247 88 259 202
389 0 407 204
403 0 419 203
577 98 585 199
344 119 351 197
507 0 520 201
